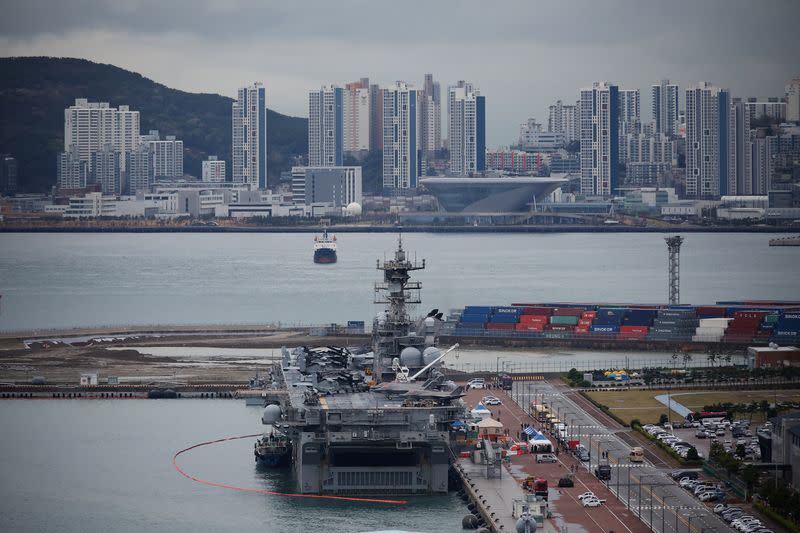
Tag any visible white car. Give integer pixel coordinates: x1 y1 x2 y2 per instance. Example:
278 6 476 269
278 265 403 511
582 497 605 507
467 379 485 389
536 453 557 463
577 492 596 501
482 396 502 405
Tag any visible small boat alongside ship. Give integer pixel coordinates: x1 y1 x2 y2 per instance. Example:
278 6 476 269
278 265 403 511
313 228 337 264
254 430 292 467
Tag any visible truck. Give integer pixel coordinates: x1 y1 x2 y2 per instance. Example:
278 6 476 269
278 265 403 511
523 476 549 501
595 463 611 481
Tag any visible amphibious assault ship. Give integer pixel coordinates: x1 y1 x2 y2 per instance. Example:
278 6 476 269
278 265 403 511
259 236 466 495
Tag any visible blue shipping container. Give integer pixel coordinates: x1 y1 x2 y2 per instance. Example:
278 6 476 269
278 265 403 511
461 315 489 323
493 307 522 315
590 325 619 333
489 314 520 324
464 306 493 314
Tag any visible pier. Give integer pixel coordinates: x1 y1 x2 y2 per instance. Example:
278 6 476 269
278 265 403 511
769 235 800 246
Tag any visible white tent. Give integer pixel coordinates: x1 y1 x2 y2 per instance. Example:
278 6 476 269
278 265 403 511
529 431 553 453
470 403 492 420
476 417 504 437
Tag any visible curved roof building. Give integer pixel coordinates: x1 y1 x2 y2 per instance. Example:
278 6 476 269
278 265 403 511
420 175 568 213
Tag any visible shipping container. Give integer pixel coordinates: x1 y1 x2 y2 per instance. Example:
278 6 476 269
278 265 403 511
578 319 594 326
520 307 553 316
582 311 597 319
552 308 585 317
696 306 728 316
493 307 522 315
590 325 619 333
550 315 580 326
516 323 544 331
461 314 490 323
487 322 515 330
545 324 575 331
464 306 493 314
488 314 520 324
620 325 649 334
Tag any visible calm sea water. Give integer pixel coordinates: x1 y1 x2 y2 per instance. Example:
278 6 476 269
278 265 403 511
0 400 467 533
1 232 798 332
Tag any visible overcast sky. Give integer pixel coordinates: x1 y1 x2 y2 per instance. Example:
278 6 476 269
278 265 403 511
2 0 799 146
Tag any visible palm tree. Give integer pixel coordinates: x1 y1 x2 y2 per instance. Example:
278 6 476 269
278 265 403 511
683 352 692 370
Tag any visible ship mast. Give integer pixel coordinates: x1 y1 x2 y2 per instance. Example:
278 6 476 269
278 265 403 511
372 233 425 382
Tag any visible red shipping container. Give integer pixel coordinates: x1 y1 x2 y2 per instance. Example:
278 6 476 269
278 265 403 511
487 323 515 330
578 319 594 326
552 308 585 317
520 314 548 322
582 311 597 319
520 307 553 316
516 323 544 331
620 325 649 334
697 306 727 316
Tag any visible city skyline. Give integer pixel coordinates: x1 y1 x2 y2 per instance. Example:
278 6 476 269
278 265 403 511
2 1 798 146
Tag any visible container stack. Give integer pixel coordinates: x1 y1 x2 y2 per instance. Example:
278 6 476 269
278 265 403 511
575 310 596 335
619 308 657 340
486 307 522 332
647 308 698 341
590 307 625 336
456 306 491 335
771 312 800 343
723 311 768 343
692 317 731 342
516 307 551 332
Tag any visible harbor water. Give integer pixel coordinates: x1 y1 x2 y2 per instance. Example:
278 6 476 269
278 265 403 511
0 399 467 533
1 232 798 332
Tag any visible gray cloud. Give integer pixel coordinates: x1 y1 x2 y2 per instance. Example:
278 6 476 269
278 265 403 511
2 0 799 146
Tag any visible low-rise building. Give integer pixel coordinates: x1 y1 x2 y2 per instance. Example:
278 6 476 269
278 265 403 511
202 156 226 183
291 166 362 207
748 345 800 368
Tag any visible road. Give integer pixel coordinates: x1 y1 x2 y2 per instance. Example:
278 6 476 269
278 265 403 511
503 379 734 533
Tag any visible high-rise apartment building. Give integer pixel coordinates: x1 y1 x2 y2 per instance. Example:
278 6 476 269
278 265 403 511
448 84 485 175
308 85 344 167
0 154 18 194
743 98 787 123
579 82 619 196
232 83 268 189
382 82 420 189
547 100 578 143
786 78 800 123
369 83 384 151
420 74 442 160
751 135 778 195
125 146 152 195
144 131 183 179
343 79 370 154
728 99 753 195
202 156 226 183
618 89 641 133
651 80 679 136
63 99 140 172
57 148 89 190
91 145 122 194
685 82 730 198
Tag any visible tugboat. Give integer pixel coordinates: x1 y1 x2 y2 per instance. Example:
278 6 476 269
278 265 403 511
254 430 292 467
313 228 337 264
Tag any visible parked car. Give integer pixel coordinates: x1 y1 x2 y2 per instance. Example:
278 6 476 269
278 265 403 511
537 453 557 463
557 476 574 488
577 491 596 501
582 497 604 508
467 379 485 389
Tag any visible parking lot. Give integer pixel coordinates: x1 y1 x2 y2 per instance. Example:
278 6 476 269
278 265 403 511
651 419 762 464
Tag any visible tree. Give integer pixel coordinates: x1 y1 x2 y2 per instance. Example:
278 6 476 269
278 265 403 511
741 464 759 494
659 414 669 425
686 447 700 461
683 352 692 369
735 443 746 458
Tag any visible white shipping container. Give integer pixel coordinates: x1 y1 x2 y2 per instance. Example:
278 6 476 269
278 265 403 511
698 318 732 326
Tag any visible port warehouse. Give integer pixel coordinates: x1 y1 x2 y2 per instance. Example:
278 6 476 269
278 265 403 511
443 301 800 345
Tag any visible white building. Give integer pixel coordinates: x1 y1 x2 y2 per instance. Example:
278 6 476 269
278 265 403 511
787 78 800 123
290 166 362 207
57 148 89 190
618 89 641 133
232 82 268 189
63 192 118 218
651 80 679 136
63 99 140 173
383 82 421 189
448 83 485 175
308 85 343 167
126 146 152 195
520 119 564 151
685 82 730 197
91 145 121 194
140 131 183 180
202 156 226 183
744 99 786 123
580 82 619 196
547 100 578 144
420 73 442 159
343 80 370 154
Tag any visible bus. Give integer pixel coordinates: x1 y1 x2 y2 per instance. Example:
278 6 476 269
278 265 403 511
498 373 513 390
629 447 645 463
686 411 728 425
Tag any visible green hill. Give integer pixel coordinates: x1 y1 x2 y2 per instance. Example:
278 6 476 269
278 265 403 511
0 57 307 192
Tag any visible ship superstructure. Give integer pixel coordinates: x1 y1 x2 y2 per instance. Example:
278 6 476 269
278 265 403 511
313 228 337 264
260 235 465 495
